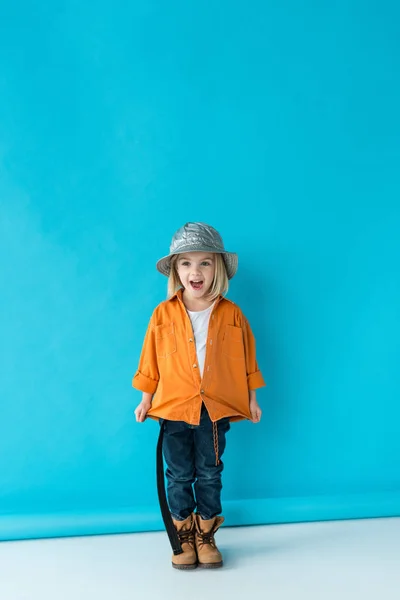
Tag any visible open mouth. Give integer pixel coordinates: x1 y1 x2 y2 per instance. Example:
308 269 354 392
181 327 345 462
190 280 204 291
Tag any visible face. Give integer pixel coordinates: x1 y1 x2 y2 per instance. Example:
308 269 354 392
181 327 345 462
176 253 216 299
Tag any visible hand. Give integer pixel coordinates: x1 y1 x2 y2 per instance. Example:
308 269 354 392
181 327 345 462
249 395 262 423
134 399 151 423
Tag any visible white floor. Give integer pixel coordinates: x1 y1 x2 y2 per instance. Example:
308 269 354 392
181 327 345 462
0 517 399 600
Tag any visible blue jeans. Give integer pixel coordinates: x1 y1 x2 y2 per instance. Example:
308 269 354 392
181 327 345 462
161 404 230 521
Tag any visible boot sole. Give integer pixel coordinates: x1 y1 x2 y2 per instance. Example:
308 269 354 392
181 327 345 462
172 562 198 570
197 561 223 569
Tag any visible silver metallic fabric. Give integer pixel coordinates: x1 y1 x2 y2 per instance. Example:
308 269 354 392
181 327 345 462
156 222 238 280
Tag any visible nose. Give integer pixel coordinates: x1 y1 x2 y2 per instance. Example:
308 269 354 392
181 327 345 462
190 267 202 278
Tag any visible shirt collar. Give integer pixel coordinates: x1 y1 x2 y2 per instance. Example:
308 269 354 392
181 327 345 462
169 287 223 307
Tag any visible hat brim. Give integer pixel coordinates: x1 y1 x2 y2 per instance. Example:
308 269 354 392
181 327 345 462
156 248 238 280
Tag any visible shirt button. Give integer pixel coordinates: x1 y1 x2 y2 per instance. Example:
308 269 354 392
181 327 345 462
189 338 193 342
201 389 205 394
193 364 197 368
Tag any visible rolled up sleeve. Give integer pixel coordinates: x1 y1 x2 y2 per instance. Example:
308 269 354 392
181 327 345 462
132 317 159 394
242 316 266 390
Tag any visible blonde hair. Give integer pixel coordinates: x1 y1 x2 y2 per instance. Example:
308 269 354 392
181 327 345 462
167 253 229 301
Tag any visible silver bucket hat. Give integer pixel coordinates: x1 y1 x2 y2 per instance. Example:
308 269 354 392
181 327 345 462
156 222 238 280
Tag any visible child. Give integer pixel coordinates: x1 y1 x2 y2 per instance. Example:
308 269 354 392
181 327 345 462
133 222 265 570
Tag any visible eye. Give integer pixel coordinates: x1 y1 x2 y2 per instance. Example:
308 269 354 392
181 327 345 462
201 261 211 266
181 261 190 266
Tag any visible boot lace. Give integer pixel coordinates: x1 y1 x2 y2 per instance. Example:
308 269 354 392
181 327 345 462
197 530 217 549
178 528 195 548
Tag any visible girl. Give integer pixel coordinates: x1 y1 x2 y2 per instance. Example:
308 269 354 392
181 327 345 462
133 222 265 570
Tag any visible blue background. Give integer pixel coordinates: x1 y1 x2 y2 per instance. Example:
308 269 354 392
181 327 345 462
1 0 399 540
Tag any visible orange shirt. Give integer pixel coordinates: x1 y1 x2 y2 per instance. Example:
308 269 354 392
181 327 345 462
132 289 266 425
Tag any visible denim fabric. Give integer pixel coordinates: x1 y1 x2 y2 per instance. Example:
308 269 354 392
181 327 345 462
161 404 230 521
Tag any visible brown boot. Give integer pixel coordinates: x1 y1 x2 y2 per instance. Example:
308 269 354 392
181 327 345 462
195 515 224 569
171 513 197 570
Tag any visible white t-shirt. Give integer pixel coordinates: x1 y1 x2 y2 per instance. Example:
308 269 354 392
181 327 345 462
187 304 214 377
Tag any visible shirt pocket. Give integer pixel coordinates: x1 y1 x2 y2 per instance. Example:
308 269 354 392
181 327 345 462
155 323 177 358
222 325 245 360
